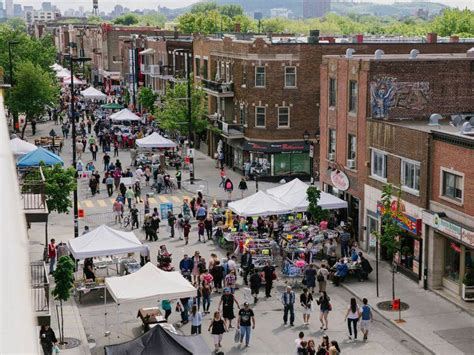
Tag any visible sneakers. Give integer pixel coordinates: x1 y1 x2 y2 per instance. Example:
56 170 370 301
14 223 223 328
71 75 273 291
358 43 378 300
363 334 368 341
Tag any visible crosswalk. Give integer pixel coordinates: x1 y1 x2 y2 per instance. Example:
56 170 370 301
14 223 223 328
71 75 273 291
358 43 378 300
78 194 192 209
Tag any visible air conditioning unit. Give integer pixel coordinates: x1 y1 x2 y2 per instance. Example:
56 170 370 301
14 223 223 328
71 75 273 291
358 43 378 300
328 153 336 161
347 159 356 169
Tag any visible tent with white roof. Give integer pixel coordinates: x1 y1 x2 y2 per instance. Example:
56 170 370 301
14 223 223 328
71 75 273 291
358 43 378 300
80 87 107 101
55 69 71 78
9 137 38 156
109 108 142 121
228 190 293 217
136 132 177 149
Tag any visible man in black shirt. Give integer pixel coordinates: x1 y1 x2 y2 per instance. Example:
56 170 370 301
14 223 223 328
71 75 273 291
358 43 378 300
130 205 139 230
238 302 255 348
241 250 253 285
263 261 276 297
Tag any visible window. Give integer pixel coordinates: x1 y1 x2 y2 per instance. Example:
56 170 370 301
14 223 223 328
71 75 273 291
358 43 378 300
240 105 247 126
348 80 358 113
328 129 336 157
329 78 337 107
401 160 420 192
255 66 265 87
242 64 247 86
371 149 387 180
442 170 463 201
347 135 356 162
444 240 461 282
255 107 266 127
202 59 208 79
285 66 296 88
278 107 290 127
195 57 201 78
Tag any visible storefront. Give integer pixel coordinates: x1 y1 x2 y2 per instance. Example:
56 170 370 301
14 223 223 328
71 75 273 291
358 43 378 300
423 211 474 300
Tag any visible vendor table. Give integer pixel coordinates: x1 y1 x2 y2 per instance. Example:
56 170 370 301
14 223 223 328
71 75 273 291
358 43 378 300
137 307 165 331
74 282 106 303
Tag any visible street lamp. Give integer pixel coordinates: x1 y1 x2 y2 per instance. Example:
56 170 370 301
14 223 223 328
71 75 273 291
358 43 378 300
175 48 194 184
65 47 91 238
303 130 315 185
8 40 19 132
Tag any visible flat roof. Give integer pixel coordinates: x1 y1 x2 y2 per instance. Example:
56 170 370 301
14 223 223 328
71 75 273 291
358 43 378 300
389 117 474 141
324 52 474 61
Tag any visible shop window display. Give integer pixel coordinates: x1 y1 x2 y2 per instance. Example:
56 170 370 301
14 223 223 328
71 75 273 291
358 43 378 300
444 241 461 282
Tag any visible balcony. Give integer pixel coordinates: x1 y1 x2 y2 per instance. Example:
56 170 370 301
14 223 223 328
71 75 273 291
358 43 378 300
31 261 50 326
20 167 48 223
149 64 160 76
214 118 244 139
140 64 151 74
201 79 234 98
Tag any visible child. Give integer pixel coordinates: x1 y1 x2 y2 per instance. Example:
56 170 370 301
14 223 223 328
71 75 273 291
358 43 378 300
198 220 205 242
183 220 191 245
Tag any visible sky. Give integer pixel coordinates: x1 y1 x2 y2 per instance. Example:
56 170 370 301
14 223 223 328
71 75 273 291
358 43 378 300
9 0 474 12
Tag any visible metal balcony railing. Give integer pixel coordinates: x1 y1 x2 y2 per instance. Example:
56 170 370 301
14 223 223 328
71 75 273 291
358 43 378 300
19 167 47 211
201 79 234 94
30 261 50 314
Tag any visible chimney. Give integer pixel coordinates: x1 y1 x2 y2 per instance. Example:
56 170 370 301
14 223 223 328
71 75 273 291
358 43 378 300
308 29 320 44
450 35 459 43
426 32 437 43
234 23 241 33
356 34 363 44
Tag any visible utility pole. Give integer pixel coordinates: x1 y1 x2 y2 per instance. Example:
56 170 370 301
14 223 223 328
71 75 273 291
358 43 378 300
8 40 19 132
186 51 194 184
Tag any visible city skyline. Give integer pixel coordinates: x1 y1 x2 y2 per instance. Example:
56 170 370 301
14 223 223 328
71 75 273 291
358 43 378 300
5 0 474 12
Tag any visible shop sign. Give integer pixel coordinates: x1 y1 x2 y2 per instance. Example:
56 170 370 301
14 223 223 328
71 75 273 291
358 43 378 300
330 170 350 191
462 229 474 247
243 140 309 153
433 213 462 240
377 202 422 236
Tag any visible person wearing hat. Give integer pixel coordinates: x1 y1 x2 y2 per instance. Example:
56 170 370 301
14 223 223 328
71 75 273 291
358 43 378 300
237 302 255 347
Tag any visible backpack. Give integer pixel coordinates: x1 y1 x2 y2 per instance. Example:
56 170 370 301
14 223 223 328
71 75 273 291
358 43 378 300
317 270 325 282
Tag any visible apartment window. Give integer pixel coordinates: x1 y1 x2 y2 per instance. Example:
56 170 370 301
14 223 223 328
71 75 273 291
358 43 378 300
242 64 247 86
328 129 336 157
347 135 356 161
278 107 290 127
371 149 387 180
203 59 208 79
195 58 201 78
285 66 296 88
329 78 337 107
240 105 247 126
442 170 463 201
255 106 266 127
255 66 265 87
401 160 420 193
349 80 358 113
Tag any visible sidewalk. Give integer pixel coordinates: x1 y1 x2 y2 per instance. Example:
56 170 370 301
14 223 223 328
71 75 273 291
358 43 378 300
181 149 281 202
338 253 474 355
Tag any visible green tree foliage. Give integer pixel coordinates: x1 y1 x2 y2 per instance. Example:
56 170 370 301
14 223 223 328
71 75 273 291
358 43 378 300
219 4 244 18
140 13 167 27
306 186 330 223
159 81 208 137
191 2 218 13
431 8 474 37
42 165 77 214
52 256 75 343
113 14 140 26
87 16 103 24
374 184 401 260
5 17 27 31
6 61 59 138
138 87 158 114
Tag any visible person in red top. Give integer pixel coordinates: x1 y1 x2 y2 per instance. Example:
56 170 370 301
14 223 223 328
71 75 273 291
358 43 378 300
48 239 57 275
183 220 191 246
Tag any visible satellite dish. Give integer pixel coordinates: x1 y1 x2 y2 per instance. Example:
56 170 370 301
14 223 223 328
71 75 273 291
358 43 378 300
450 115 463 128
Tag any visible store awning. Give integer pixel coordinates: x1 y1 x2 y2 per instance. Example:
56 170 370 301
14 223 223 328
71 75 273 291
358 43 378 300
242 140 310 153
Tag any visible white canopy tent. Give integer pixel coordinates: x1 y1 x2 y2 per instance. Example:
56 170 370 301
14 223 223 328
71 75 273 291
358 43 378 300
105 263 197 303
9 137 38 156
110 108 142 122
50 63 64 72
228 190 293 217
55 69 71 78
63 76 85 86
81 87 107 101
267 178 348 211
67 225 146 259
136 132 177 149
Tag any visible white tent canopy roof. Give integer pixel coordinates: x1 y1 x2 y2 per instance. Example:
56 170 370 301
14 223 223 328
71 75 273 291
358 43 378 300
67 225 146 259
50 63 64 72
80 87 107 101
63 76 84 85
228 190 293 217
136 132 177 149
267 178 348 211
9 138 38 156
109 108 142 121
56 69 71 78
105 263 197 303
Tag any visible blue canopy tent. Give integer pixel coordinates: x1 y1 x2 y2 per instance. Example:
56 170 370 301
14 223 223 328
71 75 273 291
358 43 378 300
17 147 64 167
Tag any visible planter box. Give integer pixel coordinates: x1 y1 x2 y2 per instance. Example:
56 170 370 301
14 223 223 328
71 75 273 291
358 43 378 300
461 284 474 302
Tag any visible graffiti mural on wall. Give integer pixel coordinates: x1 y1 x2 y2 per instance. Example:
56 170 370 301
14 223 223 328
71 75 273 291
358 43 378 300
370 76 430 118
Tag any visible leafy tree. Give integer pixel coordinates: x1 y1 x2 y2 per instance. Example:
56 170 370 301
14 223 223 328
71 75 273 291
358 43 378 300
42 165 77 214
219 4 244 18
113 14 140 26
6 61 58 138
52 256 75 343
87 16 103 24
191 2 218 14
138 87 158 114
5 17 26 31
159 80 208 140
431 8 474 37
139 13 167 27
306 186 330 223
373 183 402 300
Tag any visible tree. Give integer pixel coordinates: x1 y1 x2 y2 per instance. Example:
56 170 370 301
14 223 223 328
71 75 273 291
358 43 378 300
159 80 208 140
52 256 75 344
431 8 474 37
191 2 218 14
113 14 139 26
306 186 329 223
374 183 402 301
219 4 244 18
138 87 158 114
42 165 77 214
6 61 58 138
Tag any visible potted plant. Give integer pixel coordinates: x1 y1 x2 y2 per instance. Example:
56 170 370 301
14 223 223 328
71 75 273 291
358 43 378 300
462 268 474 302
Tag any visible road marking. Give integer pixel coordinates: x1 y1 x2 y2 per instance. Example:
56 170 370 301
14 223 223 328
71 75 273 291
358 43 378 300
171 196 181 203
159 196 169 203
97 200 107 207
109 198 116 204
149 197 157 204
83 200 94 208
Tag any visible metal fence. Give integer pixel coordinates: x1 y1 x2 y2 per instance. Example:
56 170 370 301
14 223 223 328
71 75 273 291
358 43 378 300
30 261 49 314
19 167 47 210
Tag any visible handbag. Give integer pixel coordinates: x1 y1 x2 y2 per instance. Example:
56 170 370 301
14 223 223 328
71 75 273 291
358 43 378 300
234 328 241 343
302 278 307 285
53 345 60 353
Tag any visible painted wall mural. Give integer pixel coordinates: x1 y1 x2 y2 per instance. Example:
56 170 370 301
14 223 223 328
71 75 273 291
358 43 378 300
370 76 430 118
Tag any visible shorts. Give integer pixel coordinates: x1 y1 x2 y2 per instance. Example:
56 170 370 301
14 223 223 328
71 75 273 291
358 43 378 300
360 319 371 331
212 333 223 345
303 307 313 315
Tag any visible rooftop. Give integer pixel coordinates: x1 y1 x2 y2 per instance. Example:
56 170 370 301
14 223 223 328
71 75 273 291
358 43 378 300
324 52 474 61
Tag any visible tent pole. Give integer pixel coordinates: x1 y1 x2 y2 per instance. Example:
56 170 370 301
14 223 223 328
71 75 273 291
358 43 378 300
104 287 110 337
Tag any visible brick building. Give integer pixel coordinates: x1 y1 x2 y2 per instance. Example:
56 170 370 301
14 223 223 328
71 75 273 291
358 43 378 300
320 50 474 254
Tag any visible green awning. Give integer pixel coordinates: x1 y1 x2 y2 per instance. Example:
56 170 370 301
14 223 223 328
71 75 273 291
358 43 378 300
101 103 124 110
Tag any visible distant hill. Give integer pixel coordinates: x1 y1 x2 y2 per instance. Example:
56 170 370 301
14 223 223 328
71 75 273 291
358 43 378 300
210 0 449 18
